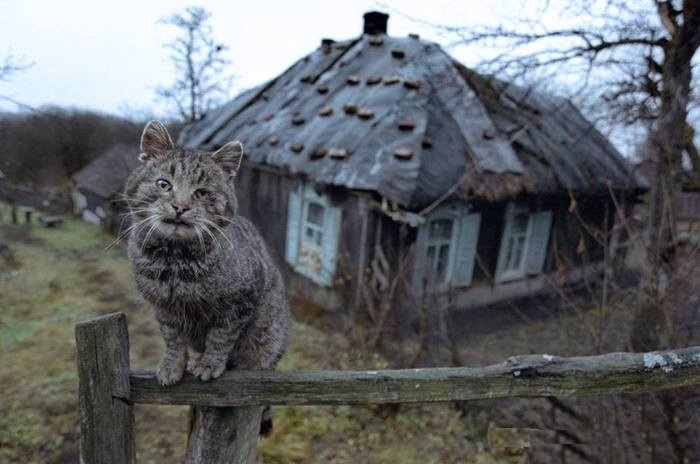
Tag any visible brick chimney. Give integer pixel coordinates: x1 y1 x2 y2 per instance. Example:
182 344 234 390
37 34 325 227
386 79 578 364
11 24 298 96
363 11 389 35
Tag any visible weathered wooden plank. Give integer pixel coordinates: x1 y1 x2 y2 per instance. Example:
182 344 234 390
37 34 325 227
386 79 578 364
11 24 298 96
130 346 700 407
185 406 263 464
75 312 135 464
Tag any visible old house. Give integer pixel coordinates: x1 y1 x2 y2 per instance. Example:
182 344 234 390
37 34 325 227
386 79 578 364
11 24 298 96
179 12 644 334
72 143 139 234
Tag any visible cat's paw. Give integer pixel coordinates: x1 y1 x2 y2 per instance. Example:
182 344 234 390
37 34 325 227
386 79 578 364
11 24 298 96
187 357 226 382
156 358 185 386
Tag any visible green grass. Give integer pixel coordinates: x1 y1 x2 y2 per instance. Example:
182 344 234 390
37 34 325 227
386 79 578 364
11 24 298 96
0 214 526 463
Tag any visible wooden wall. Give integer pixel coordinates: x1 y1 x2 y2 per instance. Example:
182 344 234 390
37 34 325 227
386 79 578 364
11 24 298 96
236 163 618 336
235 164 376 315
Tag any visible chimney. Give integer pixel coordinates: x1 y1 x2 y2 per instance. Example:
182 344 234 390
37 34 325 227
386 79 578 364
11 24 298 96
320 38 335 54
363 11 389 35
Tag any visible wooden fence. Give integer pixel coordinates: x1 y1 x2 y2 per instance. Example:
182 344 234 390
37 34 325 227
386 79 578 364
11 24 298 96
76 312 700 464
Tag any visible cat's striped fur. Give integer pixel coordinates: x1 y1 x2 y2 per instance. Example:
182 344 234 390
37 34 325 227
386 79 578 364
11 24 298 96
125 121 290 433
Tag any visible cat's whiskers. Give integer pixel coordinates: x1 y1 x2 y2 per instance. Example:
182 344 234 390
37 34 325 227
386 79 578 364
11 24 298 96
105 214 158 250
213 214 235 225
113 211 135 239
214 214 246 235
141 215 162 250
200 217 234 249
199 222 223 251
193 223 206 251
106 206 154 244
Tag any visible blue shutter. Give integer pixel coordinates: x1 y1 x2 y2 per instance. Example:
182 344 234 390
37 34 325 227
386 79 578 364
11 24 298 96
495 205 514 283
451 213 481 287
319 205 342 286
525 210 553 275
285 188 301 266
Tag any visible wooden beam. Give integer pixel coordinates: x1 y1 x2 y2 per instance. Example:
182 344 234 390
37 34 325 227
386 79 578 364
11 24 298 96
185 406 263 464
130 346 700 407
75 312 135 464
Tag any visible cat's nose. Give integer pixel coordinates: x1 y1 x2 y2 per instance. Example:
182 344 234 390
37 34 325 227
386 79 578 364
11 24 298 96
172 203 191 217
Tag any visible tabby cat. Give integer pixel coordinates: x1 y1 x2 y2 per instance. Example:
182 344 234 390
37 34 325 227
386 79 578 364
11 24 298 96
124 121 290 395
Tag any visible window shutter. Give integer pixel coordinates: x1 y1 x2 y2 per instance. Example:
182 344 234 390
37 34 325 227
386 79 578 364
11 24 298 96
452 213 481 287
319 205 342 286
285 188 302 266
495 205 514 283
412 222 430 296
525 210 553 275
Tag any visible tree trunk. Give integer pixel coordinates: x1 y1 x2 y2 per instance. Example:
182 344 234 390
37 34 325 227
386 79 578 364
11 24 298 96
647 2 700 267
641 2 700 325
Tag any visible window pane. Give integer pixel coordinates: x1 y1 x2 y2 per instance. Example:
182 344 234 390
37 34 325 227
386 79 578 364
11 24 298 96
505 235 526 272
512 213 529 234
314 230 323 247
429 219 453 241
504 238 515 271
307 202 324 226
513 236 526 268
436 245 450 280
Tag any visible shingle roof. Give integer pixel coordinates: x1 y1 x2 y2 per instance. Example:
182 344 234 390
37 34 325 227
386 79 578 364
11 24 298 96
73 143 139 199
179 25 643 209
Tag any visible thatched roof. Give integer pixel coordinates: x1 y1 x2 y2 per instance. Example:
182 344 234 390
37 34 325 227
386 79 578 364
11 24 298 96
73 143 139 199
179 12 643 209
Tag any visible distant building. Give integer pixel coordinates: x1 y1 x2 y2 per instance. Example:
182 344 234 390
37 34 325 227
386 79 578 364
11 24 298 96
180 12 645 334
72 143 139 234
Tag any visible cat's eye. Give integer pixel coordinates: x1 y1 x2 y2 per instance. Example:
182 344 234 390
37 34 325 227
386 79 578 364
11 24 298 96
194 189 208 198
156 179 171 190
156 179 172 191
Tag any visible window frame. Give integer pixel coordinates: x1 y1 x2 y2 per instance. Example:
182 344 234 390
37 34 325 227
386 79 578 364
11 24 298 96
424 215 457 284
413 201 481 293
495 202 553 283
498 203 533 282
285 182 342 287
300 200 325 252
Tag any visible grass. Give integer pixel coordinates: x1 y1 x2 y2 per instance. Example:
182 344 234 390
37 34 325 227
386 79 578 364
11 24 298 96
0 211 530 463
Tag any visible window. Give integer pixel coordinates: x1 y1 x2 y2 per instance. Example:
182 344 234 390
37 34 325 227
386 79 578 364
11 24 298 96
413 202 481 292
302 202 325 248
426 218 455 282
500 206 530 277
285 182 342 287
495 203 553 283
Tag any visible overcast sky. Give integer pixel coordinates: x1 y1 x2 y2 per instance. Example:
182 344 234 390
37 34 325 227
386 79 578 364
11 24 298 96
0 0 512 118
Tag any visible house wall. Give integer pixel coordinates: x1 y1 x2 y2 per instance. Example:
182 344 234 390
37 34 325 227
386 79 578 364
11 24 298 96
470 194 609 283
373 194 614 337
459 195 610 310
235 163 617 337
234 164 376 314
73 186 131 235
74 188 105 225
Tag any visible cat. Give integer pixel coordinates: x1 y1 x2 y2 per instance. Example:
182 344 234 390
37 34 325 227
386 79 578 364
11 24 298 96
124 120 290 403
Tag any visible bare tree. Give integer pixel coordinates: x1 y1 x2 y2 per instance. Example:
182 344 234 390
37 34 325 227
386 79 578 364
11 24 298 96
0 52 32 82
157 6 234 123
429 4 700 461
438 1 699 234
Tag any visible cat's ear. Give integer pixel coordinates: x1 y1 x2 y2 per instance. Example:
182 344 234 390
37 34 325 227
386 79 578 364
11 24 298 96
212 141 244 176
139 120 174 162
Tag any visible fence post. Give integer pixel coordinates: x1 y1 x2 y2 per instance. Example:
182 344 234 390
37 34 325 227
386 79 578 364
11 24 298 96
185 405 263 464
75 312 135 464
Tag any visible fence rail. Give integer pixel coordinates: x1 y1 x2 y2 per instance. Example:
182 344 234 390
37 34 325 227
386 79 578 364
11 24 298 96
76 312 700 464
